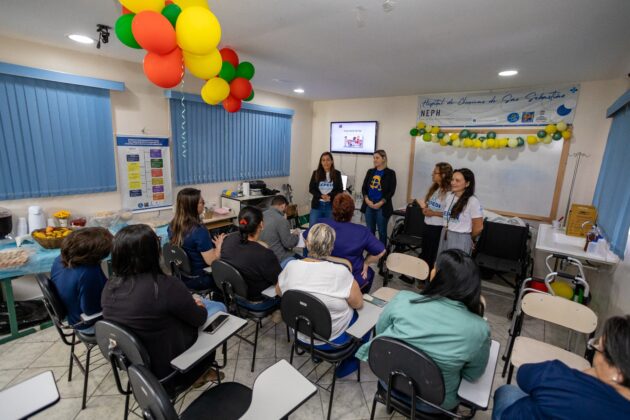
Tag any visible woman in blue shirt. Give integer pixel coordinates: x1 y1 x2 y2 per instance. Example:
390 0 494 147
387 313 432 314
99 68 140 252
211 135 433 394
361 149 397 247
51 227 113 334
168 188 225 292
493 315 630 419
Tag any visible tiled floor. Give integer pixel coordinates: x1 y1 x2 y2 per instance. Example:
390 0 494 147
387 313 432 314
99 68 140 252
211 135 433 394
0 273 579 419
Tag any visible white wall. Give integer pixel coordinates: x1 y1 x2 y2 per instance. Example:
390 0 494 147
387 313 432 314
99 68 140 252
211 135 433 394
0 36 313 227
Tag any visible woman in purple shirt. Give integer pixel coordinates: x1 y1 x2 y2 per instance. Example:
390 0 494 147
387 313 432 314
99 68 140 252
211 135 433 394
307 193 385 292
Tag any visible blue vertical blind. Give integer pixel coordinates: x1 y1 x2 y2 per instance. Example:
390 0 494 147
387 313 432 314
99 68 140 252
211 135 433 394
0 73 117 199
593 89 630 258
169 94 292 185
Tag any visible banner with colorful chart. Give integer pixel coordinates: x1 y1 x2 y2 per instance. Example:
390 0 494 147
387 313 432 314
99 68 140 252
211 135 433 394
116 136 173 212
417 84 580 127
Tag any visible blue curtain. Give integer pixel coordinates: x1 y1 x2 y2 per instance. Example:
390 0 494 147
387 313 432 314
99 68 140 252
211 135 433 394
170 97 292 185
593 89 630 258
0 73 116 200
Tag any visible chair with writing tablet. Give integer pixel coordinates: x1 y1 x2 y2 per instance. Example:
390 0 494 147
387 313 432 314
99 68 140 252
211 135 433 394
387 202 426 257
383 252 430 288
162 243 214 298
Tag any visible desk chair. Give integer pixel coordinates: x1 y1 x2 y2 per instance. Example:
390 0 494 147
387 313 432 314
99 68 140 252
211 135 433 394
162 244 213 297
503 293 597 383
368 336 475 420
387 202 426 257
281 290 361 420
35 274 102 410
473 220 531 318
383 252 429 287
211 260 280 372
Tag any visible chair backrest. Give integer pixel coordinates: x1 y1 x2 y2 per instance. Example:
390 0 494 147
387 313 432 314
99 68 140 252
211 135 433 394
95 320 151 372
280 290 333 341
325 256 353 272
386 253 429 280
257 240 270 249
35 274 73 343
162 243 193 277
128 364 179 420
521 293 598 334
475 220 529 261
211 260 249 298
368 336 445 407
402 202 426 237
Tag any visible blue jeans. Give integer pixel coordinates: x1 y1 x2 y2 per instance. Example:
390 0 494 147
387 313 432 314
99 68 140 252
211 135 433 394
492 385 528 420
183 273 214 292
364 207 389 247
236 296 280 311
280 255 302 269
309 201 332 226
201 298 227 318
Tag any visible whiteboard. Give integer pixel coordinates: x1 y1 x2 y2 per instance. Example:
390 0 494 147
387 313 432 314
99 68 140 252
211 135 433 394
409 137 568 221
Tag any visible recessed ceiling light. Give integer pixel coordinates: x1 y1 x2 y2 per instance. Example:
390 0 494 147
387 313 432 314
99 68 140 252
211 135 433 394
68 34 94 44
498 69 518 77
293 88 305 94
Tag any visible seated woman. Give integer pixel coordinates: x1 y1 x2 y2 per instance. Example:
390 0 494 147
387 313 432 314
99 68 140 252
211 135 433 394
306 193 385 292
168 187 224 292
493 315 630 419
356 249 490 413
276 223 364 376
51 227 113 334
101 224 226 392
220 206 282 311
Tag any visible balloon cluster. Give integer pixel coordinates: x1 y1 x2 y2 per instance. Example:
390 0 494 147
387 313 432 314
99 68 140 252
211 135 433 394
409 121 572 149
114 0 255 113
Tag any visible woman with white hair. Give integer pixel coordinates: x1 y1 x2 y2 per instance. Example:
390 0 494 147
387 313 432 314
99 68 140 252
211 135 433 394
276 223 363 348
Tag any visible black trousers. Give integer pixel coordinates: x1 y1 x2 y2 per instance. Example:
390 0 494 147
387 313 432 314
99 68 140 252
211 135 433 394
420 224 443 270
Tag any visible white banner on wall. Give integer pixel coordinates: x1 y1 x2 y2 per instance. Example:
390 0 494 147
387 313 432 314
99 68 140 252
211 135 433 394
417 84 580 127
116 136 173 213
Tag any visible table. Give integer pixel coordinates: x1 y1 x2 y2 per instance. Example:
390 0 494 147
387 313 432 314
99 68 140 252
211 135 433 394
0 370 59 420
171 311 247 372
346 300 383 339
201 210 236 231
457 340 500 409
536 224 619 265
262 285 276 298
239 359 317 420
221 193 280 215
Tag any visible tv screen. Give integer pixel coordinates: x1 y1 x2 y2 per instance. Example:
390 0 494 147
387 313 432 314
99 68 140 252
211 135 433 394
330 121 378 155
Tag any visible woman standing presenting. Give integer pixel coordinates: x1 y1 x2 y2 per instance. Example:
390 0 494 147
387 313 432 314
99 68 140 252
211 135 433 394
361 149 396 247
437 168 483 256
309 152 343 226
417 162 453 269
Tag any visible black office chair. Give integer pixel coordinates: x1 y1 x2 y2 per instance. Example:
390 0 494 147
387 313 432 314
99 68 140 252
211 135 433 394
35 274 102 410
368 336 472 420
128 364 252 420
383 202 426 285
211 259 280 372
473 219 531 318
281 290 360 420
162 243 213 297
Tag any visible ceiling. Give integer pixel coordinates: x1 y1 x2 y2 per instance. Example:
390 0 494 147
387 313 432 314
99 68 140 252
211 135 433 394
1 0 629 100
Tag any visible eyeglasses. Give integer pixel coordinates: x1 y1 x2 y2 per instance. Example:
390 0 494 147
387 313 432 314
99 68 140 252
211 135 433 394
587 337 604 354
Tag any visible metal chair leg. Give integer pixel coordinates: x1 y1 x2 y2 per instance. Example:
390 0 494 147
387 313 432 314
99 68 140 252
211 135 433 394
370 397 377 420
327 364 338 420
123 382 131 420
286 324 290 343
68 333 76 381
507 363 515 384
81 345 92 409
251 320 260 372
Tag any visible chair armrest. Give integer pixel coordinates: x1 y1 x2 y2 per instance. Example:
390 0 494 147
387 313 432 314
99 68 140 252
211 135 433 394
457 340 500 410
79 312 103 323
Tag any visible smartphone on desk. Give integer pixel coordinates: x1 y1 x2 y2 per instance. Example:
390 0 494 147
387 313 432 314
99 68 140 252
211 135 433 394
203 314 229 334
363 294 387 308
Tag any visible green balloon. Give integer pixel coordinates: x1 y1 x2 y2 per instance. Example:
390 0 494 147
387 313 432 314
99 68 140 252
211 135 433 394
552 132 563 141
244 90 255 102
437 132 445 139
418 128 426 135
235 62 255 80
161 4 181 28
517 137 525 146
537 130 547 138
422 133 432 142
410 128 419 136
219 62 236 82
469 132 477 139
115 14 141 49
460 129 470 138
487 131 497 139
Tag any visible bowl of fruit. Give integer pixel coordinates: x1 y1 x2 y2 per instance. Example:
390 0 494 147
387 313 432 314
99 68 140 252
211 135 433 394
31 226 73 249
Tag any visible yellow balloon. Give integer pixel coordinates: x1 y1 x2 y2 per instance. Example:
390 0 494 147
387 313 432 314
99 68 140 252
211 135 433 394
545 124 558 134
508 138 518 148
176 7 221 55
120 0 164 13
201 77 229 105
486 138 496 148
452 139 461 148
430 126 440 135
480 141 489 150
473 139 482 148
416 121 426 129
184 49 222 80
498 138 509 148
439 138 449 146
550 281 574 300
425 125 433 133
463 139 473 148
450 133 459 141
542 135 552 144
173 0 209 9
556 121 567 131
561 130 572 140
526 135 538 145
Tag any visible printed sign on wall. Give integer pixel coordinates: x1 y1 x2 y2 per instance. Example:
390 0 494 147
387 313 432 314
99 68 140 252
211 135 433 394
116 136 173 212
417 84 580 127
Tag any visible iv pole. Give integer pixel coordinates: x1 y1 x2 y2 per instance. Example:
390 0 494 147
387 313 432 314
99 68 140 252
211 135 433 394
563 152 590 227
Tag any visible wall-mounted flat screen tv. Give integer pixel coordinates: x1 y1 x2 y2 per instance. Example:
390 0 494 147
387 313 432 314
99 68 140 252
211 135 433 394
330 121 378 155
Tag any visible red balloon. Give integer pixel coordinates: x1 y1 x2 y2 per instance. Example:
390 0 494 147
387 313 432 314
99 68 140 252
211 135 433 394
220 48 239 68
122 5 132 14
229 77 252 100
165 0 173 4
143 48 183 88
223 95 242 113
132 11 177 54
